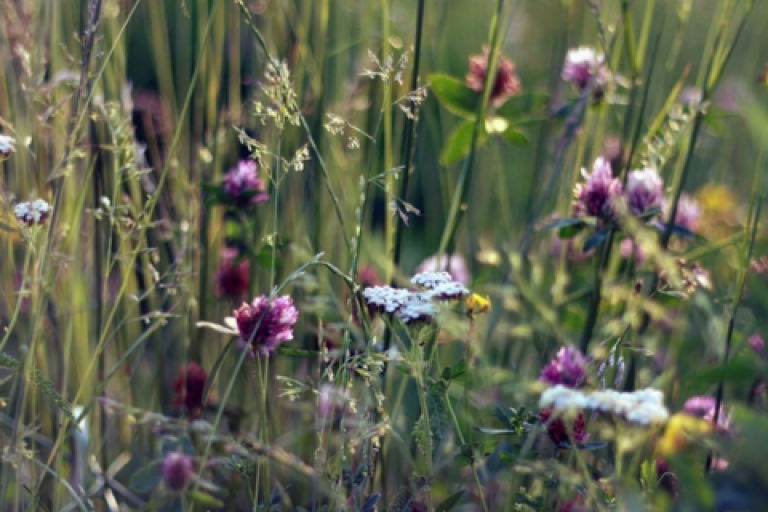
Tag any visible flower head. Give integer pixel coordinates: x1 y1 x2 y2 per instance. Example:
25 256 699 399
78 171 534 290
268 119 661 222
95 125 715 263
162 452 195 491
215 248 251 300
573 157 622 220
540 346 588 388
668 193 701 232
223 160 269 207
562 46 607 93
539 408 590 447
0 135 16 159
318 384 351 423
683 395 731 431
626 167 664 216
412 271 469 301
465 46 521 108
397 293 439 326
172 361 208 413
362 286 411 315
655 413 713 457
234 295 299 356
415 253 470 286
14 199 51 226
749 333 765 354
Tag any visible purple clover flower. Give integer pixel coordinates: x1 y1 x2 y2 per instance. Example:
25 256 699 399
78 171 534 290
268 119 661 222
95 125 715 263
234 295 299 356
562 46 608 94
683 395 731 431
540 345 588 388
466 46 522 108
572 157 622 221
223 160 269 207
162 452 195 491
626 167 664 216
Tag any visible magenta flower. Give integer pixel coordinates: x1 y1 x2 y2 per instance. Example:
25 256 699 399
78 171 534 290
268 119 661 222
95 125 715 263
162 452 195 491
215 248 251 300
749 333 765 354
415 253 470 286
538 408 590 447
626 167 663 216
223 160 269 207
572 157 622 221
562 46 608 94
664 193 700 232
540 346 588 388
465 46 522 108
620 237 646 265
234 295 299 356
683 395 731 431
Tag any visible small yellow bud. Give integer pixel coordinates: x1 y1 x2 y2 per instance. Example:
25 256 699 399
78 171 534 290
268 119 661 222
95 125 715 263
466 293 491 315
655 413 712 457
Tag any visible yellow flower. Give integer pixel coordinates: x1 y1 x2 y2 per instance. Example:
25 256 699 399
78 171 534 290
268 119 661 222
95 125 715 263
466 293 491 315
695 184 740 241
655 413 712 457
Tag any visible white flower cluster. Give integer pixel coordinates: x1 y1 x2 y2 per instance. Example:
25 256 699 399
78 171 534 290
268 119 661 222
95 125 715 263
411 271 469 301
540 385 669 426
411 271 452 289
0 134 15 158
363 272 469 326
14 199 51 226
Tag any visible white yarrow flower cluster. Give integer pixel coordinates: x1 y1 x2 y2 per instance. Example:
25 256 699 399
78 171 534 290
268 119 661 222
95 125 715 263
14 199 51 226
411 271 453 289
0 134 15 158
412 271 469 301
362 286 410 314
363 271 469 326
540 385 669 426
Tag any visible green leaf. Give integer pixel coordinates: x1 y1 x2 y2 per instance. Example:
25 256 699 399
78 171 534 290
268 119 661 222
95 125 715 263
451 359 467 380
275 346 319 358
0 221 17 233
440 120 488 166
129 460 163 494
186 489 224 509
501 127 529 146
495 92 550 119
428 73 480 118
583 229 610 253
435 490 465 512
538 217 585 233
685 358 764 390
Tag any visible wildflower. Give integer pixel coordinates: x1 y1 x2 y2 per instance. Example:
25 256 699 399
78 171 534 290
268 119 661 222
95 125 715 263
465 46 521 108
465 293 491 315
749 333 765 354
539 408 590 447
562 46 607 95
411 271 453 290
222 160 269 207
665 193 700 232
162 452 195 491
428 281 469 302
541 386 670 427
362 286 411 315
317 384 351 423
620 238 646 265
416 253 470 285
539 385 589 413
655 457 679 497
14 199 51 226
540 346 588 388
572 157 622 221
655 413 712 457
397 293 438 326
172 361 208 413
626 167 664 217
358 264 383 288
683 395 731 431
215 248 251 300
234 295 299 356
560 496 588 512
0 134 15 159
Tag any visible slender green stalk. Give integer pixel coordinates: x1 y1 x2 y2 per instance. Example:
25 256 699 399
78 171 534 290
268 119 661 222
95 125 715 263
436 0 508 260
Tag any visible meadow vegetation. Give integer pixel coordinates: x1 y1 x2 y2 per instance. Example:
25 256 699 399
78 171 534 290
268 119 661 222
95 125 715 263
2 0 768 510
